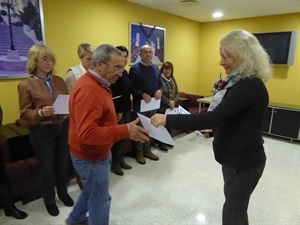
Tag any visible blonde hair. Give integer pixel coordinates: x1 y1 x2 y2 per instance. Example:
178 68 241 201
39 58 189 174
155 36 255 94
220 30 272 82
26 44 56 75
77 43 94 58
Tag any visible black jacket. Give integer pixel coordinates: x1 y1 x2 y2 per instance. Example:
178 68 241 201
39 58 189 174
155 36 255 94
167 77 268 170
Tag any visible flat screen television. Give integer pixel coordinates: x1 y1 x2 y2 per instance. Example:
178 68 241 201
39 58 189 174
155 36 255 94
253 31 298 66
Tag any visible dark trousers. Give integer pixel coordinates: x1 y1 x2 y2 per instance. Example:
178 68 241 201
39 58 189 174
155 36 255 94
132 103 156 152
111 111 131 163
29 120 69 205
222 162 265 225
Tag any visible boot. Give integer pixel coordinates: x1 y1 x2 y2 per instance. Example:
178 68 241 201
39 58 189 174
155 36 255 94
4 205 28 220
143 150 159 161
45 202 59 216
0 184 28 220
135 152 146 164
111 162 124 176
120 158 132 170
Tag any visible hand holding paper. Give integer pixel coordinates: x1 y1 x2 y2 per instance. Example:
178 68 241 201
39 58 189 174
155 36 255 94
140 98 161 112
138 113 175 146
127 118 149 143
53 94 69 114
165 105 190 115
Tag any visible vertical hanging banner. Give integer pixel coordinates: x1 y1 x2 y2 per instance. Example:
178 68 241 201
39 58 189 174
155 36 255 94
129 22 166 65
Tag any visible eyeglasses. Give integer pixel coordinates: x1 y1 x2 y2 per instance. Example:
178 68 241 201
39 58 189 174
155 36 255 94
101 61 124 73
37 57 54 63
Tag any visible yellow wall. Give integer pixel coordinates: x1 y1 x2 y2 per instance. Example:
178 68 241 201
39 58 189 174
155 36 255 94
0 0 299 124
198 13 300 107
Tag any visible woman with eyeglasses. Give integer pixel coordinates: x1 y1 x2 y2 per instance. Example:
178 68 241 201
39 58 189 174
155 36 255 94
18 44 73 217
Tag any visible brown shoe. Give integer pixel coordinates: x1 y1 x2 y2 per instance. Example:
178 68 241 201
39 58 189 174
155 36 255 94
143 150 159 161
135 152 146 164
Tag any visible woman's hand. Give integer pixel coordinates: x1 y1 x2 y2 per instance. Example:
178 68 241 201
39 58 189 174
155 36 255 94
41 106 55 116
150 114 167 127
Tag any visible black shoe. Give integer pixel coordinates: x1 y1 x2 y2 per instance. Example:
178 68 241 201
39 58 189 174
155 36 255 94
150 142 158 148
166 144 174 148
4 206 28 220
111 163 124 176
59 194 74 207
46 203 59 216
158 143 168 152
120 159 132 170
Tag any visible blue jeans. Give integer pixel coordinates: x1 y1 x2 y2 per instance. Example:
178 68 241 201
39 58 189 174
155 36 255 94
67 154 112 225
29 120 70 205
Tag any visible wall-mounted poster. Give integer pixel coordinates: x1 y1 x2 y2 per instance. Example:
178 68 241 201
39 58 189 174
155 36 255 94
129 22 165 65
0 0 45 79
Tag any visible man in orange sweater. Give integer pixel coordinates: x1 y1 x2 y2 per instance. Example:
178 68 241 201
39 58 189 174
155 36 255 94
66 44 149 225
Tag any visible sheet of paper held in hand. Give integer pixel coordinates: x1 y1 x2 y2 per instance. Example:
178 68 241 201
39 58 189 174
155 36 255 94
53 94 69 114
140 98 161 112
165 105 190 115
137 113 175 146
165 105 207 139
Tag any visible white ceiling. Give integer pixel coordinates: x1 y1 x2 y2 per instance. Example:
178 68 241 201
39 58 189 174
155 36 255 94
126 0 300 23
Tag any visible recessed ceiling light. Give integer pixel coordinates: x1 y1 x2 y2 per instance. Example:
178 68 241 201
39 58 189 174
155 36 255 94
213 11 223 18
180 0 199 6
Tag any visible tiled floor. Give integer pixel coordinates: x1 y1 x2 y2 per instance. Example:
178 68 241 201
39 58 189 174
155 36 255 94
1 132 299 225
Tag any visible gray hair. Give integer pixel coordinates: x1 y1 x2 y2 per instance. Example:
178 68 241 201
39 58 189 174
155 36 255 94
220 30 272 82
92 44 123 66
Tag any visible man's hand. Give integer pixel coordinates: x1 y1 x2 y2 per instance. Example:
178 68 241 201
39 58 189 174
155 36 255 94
128 118 149 142
142 93 151 103
154 90 162 99
150 114 167 127
168 100 175 110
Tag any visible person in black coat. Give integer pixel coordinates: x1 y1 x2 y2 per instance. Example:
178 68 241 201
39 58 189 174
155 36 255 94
110 45 133 176
0 105 28 220
150 30 272 225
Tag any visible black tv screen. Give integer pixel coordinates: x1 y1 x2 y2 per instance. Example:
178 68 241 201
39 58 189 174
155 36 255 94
253 31 298 65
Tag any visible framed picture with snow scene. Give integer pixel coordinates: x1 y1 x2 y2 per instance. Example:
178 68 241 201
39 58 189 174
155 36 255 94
0 0 45 79
129 22 166 65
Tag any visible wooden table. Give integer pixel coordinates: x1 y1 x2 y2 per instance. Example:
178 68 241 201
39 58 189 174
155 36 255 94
0 125 19 139
196 96 213 113
6 123 29 136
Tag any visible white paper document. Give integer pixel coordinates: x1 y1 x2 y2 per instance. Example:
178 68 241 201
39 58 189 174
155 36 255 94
140 98 161 112
165 105 191 115
53 94 69 114
178 105 190 114
112 95 122 100
165 107 180 114
137 113 175 146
